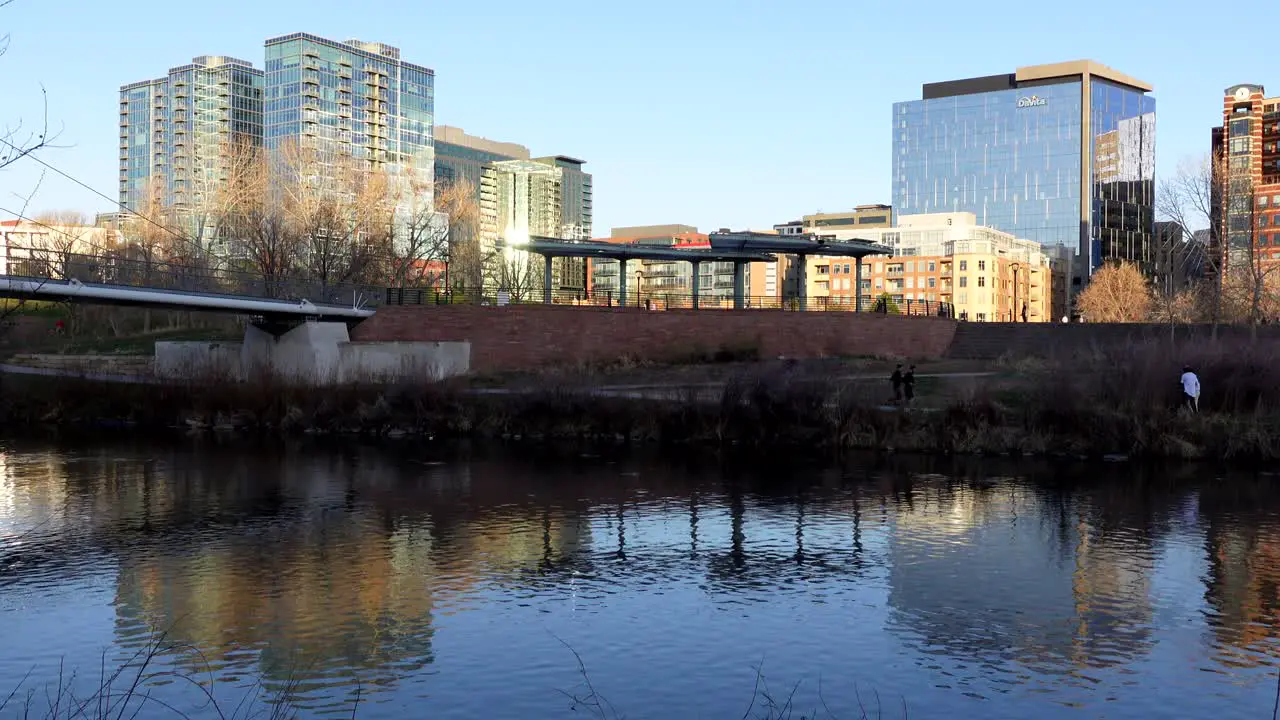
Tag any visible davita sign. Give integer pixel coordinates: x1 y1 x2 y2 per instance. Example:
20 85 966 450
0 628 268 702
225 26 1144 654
1016 95 1047 108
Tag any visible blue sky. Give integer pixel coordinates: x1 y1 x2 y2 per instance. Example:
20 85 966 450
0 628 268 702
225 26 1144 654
0 0 1262 234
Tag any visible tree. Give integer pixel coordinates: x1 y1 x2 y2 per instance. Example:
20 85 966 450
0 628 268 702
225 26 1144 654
1157 154 1220 323
216 142 300 296
489 246 542 302
1076 261 1150 322
0 0 52 175
383 170 449 289
31 209 95 279
435 178 482 290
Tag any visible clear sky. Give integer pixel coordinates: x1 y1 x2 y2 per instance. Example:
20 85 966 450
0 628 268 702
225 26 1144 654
0 0 1264 234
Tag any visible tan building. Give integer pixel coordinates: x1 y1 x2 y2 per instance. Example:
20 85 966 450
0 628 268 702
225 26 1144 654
770 205 894 302
0 219 124 277
851 213 1054 322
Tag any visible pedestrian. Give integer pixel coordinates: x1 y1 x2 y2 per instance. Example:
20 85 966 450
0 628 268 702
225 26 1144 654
890 364 904 403
1180 365 1200 413
53 319 65 335
1021 303 1028 323
903 365 917 405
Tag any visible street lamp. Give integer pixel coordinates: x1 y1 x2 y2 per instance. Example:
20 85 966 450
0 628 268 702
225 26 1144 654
1010 262 1022 322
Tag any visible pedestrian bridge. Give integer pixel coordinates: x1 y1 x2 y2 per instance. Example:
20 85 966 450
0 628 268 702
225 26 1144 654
0 277 374 321
0 250 381 321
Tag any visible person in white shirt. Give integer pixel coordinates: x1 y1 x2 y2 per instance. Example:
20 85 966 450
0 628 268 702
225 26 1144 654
1180 366 1200 413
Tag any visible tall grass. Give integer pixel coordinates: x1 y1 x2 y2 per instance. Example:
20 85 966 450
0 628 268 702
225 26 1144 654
5 339 1280 460
0 633 305 720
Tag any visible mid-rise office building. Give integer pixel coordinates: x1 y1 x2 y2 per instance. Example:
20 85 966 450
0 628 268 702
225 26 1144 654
263 33 434 196
434 125 529 194
119 56 264 218
481 156 592 292
1213 85 1280 272
893 61 1155 293
852 212 1055 322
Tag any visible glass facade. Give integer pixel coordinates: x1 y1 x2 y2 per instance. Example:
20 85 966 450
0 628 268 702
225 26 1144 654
119 79 167 214
118 57 263 218
894 76 1155 279
264 33 434 204
480 157 593 291
894 81 1084 250
1089 79 1156 272
434 141 519 200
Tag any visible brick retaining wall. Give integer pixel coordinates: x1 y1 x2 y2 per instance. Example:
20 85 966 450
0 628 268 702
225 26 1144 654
353 305 957 372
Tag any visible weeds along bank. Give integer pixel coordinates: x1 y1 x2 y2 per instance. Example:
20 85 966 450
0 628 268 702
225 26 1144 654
5 338 1280 461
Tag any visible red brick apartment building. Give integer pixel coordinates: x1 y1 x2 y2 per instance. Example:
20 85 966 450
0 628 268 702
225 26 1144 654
1215 85 1280 271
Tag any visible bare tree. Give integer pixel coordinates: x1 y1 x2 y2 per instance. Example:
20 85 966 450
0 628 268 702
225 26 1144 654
278 143 388 293
0 0 53 174
1157 154 1220 323
31 209 94 279
216 142 300 296
1076 261 1151 322
435 178 482 291
380 171 448 289
488 246 543 303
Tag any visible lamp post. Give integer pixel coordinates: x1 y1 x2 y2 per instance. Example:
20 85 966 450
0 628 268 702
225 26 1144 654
1010 262 1022 322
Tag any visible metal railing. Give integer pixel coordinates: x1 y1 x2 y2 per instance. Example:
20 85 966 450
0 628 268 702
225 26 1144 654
386 287 955 318
3 251 387 309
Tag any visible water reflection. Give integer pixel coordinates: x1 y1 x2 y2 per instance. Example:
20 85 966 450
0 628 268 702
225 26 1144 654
1 441 1279 717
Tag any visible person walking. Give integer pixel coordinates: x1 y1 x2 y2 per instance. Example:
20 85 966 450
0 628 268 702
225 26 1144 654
890 364 904 404
1180 365 1200 413
903 365 917 406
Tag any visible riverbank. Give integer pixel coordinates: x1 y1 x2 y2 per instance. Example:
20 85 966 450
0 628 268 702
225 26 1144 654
3 339 1280 460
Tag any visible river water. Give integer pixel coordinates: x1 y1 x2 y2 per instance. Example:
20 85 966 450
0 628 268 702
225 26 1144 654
0 439 1277 719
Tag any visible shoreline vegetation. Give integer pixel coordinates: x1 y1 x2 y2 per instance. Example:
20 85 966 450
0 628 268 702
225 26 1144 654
4 338 1280 462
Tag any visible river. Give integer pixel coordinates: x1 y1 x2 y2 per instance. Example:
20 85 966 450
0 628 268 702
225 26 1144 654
0 438 1277 719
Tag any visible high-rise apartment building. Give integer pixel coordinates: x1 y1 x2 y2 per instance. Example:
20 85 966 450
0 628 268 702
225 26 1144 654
893 61 1155 293
481 156 592 291
263 33 434 195
118 56 264 218
1213 85 1280 271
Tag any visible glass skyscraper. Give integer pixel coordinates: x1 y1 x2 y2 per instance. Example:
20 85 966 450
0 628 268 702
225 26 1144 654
481 156 593 291
118 56 263 218
892 61 1155 289
263 33 434 201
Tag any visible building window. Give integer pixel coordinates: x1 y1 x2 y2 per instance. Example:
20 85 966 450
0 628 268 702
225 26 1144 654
844 264 851 274
1231 118 1251 137
928 277 936 288
959 276 968 288
959 260 968 271
1231 137 1251 155
906 277 914 289
978 260 986 271
928 261 936 272
978 277 986 288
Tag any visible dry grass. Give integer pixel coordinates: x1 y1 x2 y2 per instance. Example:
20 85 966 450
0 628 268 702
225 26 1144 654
5 338 1280 460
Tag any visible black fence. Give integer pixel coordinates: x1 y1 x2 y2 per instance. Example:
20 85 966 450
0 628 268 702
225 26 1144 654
384 287 955 318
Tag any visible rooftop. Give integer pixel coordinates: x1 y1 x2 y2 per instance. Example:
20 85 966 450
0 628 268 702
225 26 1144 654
520 238 774 263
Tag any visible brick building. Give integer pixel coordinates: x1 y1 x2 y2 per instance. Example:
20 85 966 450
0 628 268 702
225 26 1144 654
1215 85 1280 273
847 213 1056 322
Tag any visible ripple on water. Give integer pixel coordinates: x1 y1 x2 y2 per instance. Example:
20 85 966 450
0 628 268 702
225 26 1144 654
4 446 1280 718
